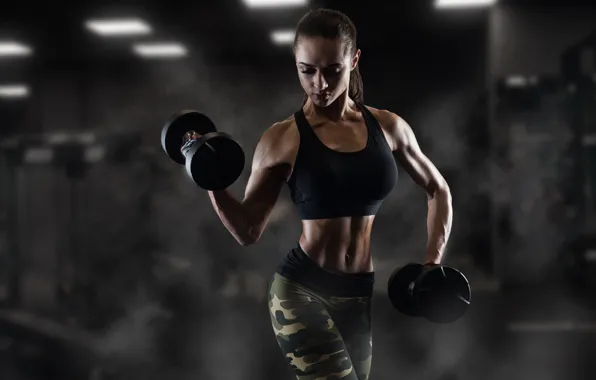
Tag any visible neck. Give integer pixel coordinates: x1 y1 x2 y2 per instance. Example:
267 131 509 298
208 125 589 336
305 91 353 122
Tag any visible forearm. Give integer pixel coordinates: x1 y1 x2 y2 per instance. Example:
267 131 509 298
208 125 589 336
425 187 453 264
208 190 256 246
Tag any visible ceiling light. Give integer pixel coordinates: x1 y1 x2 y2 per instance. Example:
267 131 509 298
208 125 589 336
243 0 307 8
85 18 152 36
435 0 497 9
0 85 30 98
270 30 295 45
0 42 32 57
132 43 188 58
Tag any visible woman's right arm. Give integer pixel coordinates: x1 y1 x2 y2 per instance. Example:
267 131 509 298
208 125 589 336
207 120 295 246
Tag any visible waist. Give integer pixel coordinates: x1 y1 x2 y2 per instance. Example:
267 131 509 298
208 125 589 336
275 243 375 297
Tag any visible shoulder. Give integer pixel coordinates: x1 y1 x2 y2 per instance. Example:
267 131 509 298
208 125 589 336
361 105 411 151
252 115 299 168
260 115 298 144
362 105 403 132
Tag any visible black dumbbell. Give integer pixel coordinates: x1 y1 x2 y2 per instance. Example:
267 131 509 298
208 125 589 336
388 263 471 323
161 111 245 190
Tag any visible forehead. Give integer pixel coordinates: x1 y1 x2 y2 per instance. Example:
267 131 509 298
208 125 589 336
294 36 347 66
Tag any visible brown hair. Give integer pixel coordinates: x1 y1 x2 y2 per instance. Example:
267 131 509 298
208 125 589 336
293 8 363 105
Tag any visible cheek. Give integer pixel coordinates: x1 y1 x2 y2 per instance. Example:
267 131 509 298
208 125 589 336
330 71 350 91
340 71 351 86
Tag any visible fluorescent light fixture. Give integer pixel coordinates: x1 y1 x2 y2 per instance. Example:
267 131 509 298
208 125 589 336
132 43 188 58
243 0 307 8
0 42 32 57
85 18 152 36
270 30 295 45
435 0 497 9
0 85 30 98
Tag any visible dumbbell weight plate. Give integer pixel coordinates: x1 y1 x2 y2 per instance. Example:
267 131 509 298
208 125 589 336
387 263 425 317
161 111 217 165
414 266 471 323
185 132 245 191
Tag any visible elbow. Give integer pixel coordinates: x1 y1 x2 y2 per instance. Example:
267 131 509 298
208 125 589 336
235 224 263 246
237 236 258 246
439 182 452 201
429 180 451 202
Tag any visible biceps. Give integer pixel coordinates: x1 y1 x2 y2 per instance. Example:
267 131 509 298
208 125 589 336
242 164 288 224
396 148 447 196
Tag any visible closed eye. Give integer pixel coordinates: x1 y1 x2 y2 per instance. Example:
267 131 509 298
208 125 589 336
300 68 342 76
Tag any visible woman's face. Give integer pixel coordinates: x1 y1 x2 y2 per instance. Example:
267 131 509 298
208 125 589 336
294 36 360 107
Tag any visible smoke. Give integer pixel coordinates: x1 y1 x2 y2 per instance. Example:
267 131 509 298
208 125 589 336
496 86 574 282
115 55 302 380
95 291 170 365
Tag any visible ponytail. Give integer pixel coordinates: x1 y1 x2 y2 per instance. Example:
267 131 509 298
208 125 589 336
349 64 364 103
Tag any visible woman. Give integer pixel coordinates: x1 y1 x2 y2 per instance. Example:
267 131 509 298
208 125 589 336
205 8 452 380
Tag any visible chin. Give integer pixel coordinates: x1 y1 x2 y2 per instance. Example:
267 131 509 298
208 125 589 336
312 99 329 107
311 94 333 107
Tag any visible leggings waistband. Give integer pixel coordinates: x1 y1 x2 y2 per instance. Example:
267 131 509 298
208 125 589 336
275 243 375 297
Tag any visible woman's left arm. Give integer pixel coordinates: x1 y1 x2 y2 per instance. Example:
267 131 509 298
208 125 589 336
382 112 453 265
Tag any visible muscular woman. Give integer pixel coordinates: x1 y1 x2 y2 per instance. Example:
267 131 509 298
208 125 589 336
205 8 452 380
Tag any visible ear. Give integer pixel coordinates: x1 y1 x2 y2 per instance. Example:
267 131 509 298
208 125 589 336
351 49 361 70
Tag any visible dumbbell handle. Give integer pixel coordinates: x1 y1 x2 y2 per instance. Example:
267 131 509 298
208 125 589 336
181 130 215 155
407 265 448 296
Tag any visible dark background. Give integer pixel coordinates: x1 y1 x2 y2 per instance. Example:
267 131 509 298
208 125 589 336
1 0 596 379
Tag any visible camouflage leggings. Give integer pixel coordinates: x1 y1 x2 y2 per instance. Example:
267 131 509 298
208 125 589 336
268 273 373 380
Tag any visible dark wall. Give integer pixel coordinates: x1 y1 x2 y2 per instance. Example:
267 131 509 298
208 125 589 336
487 4 596 284
488 5 596 79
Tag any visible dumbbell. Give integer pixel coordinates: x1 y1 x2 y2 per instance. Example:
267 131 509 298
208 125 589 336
387 263 471 323
161 111 245 190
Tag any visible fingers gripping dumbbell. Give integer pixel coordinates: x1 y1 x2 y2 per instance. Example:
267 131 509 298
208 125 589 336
161 111 245 190
387 263 471 323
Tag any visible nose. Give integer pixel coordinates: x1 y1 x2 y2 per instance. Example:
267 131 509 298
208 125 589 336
313 72 328 91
